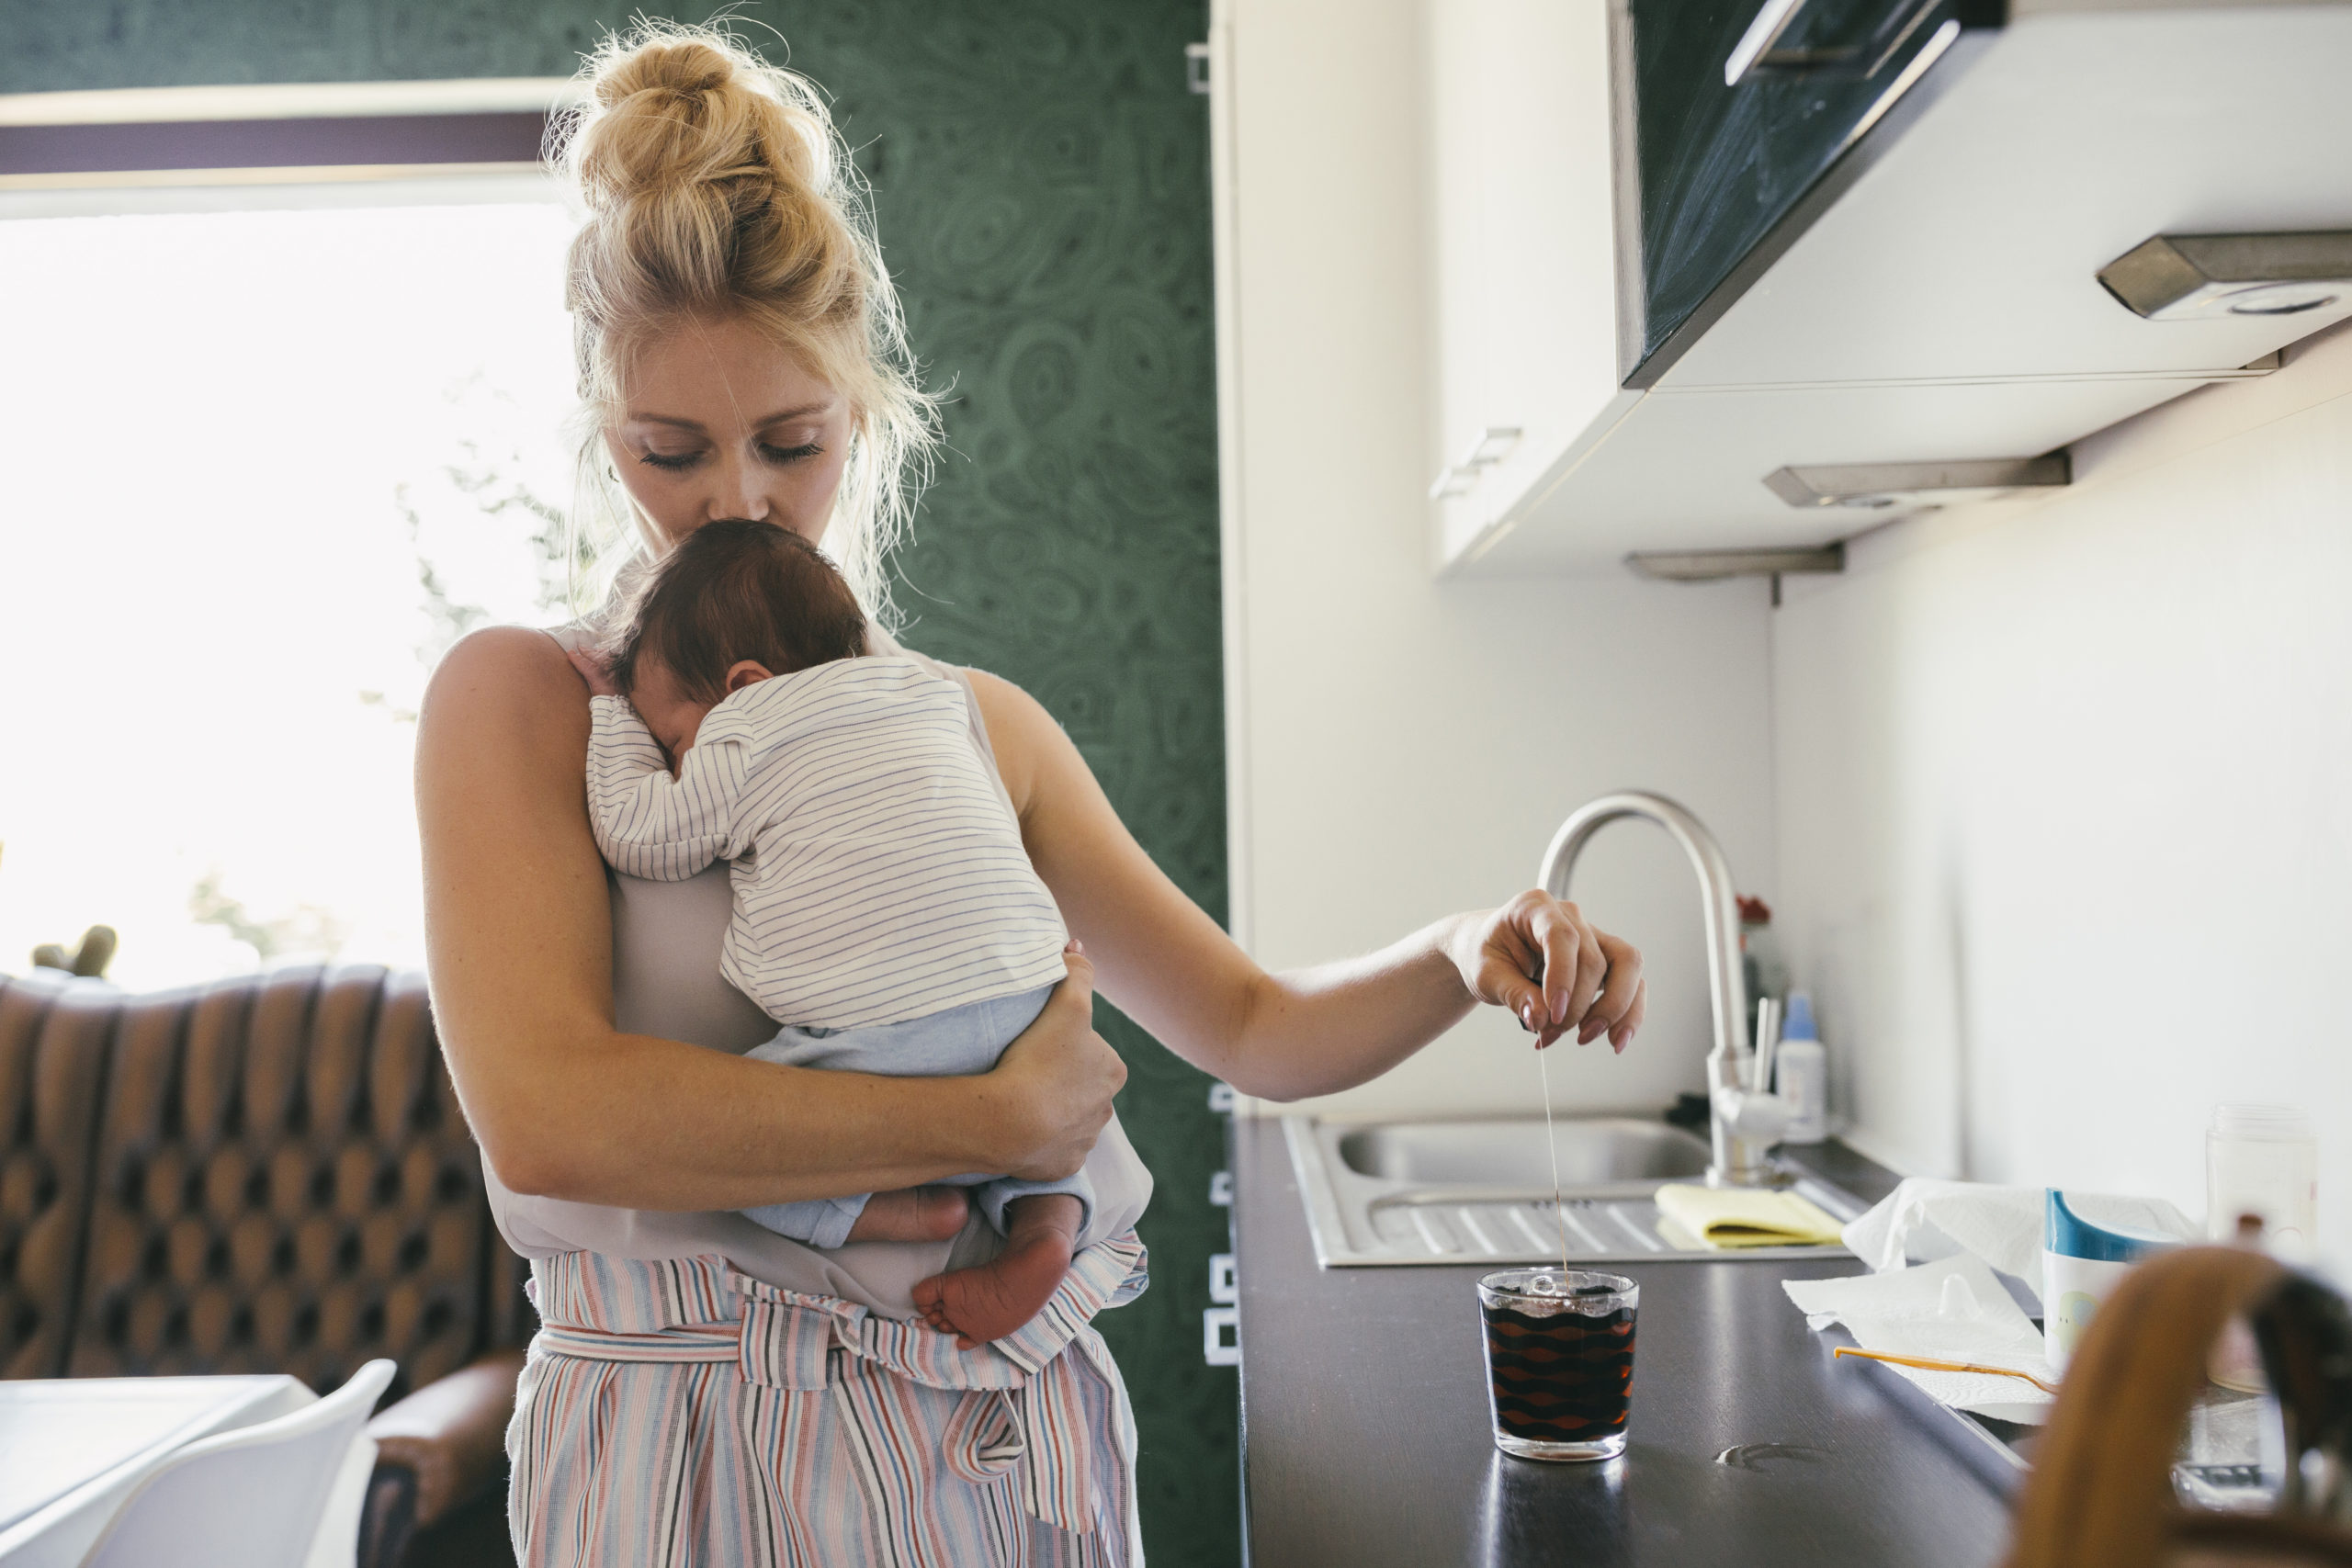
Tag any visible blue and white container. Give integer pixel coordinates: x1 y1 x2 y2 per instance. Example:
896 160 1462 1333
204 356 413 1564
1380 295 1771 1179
2042 1190 2179 1374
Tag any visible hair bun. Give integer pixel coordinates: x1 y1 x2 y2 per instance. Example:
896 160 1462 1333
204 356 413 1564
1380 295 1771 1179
593 37 734 107
563 29 828 222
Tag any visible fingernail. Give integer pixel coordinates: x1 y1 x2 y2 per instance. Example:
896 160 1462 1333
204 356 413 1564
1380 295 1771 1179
1069 939 1084 954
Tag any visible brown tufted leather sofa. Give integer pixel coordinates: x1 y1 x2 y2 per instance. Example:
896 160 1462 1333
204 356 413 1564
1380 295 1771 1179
0 963 531 1567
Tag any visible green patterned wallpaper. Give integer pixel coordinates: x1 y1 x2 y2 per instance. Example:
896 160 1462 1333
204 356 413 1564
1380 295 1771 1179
6 3 1238 1562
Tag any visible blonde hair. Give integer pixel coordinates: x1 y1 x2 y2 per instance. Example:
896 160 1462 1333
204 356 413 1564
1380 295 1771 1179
548 20 936 623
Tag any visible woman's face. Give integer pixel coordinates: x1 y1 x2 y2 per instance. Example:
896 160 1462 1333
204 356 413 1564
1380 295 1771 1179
605 314 855 553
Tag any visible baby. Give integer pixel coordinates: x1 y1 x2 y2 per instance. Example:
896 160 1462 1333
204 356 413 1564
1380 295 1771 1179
569 519 1091 1347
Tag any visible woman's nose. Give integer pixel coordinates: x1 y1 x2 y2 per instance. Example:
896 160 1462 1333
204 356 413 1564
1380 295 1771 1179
708 450 771 523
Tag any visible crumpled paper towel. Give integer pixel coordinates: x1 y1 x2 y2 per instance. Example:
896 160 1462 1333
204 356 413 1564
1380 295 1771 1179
1840 1179 2197 1303
1783 1254 2057 1422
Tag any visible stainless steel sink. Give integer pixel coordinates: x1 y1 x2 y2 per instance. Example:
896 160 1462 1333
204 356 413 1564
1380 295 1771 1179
1284 1114 1860 1267
1334 1118 1711 1186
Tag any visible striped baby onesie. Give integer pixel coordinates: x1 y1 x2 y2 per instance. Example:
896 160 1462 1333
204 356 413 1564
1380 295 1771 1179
585 655 1069 1031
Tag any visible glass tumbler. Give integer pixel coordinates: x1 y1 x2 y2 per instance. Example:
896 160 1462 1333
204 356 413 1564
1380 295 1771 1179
1477 1268 1638 1462
2209 1104 2319 1262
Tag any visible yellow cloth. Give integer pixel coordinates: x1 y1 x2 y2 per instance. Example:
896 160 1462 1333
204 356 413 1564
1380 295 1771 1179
1655 1184 1845 1249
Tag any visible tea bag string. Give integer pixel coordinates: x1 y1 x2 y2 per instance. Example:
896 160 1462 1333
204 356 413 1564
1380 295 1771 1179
1537 1034 1571 1280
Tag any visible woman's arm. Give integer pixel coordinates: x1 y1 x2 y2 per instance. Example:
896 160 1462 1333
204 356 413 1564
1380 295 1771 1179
967 671 1646 1103
417 628 1127 1207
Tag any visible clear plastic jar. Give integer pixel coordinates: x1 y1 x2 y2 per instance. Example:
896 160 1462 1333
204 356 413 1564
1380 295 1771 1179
2207 1104 2318 1261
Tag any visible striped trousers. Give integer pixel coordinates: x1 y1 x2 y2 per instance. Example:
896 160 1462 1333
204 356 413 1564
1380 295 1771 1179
507 1235 1149 1567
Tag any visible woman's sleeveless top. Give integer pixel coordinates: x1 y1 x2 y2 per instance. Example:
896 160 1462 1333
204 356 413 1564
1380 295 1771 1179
484 626 1153 1319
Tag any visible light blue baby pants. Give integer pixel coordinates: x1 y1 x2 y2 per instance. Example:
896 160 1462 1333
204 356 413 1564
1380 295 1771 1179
740 984 1092 1249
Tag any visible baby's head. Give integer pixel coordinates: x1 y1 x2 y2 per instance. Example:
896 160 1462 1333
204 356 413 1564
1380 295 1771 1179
605 519 868 757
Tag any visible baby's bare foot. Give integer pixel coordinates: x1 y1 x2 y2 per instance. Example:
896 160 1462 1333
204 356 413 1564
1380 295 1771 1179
911 1229 1076 1348
843 1186 969 1245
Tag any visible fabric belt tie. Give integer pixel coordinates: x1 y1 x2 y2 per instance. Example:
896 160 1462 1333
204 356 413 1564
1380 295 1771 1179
527 1233 1148 1541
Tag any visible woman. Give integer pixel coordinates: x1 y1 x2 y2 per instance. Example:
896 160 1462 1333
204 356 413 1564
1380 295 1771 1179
416 23 1647 1566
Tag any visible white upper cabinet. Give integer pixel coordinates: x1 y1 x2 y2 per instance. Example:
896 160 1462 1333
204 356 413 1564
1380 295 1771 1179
1425 0 2352 574
1426 0 1635 566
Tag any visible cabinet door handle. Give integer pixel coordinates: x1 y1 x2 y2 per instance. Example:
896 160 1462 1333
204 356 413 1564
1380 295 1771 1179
1468 425 1522 465
1427 427 1522 501
1724 0 1808 85
1724 0 1947 85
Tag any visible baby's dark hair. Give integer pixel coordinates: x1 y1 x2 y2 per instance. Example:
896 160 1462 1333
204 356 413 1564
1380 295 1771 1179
605 520 867 703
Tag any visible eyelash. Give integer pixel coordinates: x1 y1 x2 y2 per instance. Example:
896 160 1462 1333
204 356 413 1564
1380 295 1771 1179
638 441 824 472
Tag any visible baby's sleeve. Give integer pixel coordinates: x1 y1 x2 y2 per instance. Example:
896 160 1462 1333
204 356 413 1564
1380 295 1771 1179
584 695 747 881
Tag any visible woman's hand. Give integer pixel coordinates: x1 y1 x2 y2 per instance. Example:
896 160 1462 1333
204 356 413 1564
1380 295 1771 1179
1446 891 1646 1053
978 942 1127 1181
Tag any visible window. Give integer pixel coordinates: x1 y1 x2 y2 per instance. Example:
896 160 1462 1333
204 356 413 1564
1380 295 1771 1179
1 195 577 986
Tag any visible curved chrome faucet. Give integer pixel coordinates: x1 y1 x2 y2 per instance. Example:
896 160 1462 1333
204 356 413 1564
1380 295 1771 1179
1537 791 1790 1188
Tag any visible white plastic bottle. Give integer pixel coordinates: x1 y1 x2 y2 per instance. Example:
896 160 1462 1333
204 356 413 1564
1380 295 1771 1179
1774 992 1828 1145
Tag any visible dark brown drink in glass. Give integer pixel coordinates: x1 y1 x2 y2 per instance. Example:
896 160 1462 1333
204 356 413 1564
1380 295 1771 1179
1477 1268 1638 1461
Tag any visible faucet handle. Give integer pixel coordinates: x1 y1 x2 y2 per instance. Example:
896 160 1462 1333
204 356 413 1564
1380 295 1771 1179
1714 1085 1795 1145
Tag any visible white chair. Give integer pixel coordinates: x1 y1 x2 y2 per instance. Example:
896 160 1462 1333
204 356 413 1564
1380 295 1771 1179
77 1359 398 1568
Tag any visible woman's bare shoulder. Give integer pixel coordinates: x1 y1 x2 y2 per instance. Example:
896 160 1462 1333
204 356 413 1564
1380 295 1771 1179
959 666 1092 820
963 660 1049 747
419 626 589 759
426 626 577 705
960 665 1044 727
434 624 571 682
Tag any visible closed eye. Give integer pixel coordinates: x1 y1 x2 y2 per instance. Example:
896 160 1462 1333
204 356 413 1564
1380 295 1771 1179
639 442 820 471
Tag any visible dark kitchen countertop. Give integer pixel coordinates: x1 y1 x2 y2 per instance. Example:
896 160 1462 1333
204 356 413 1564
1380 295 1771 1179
1233 1116 2014 1567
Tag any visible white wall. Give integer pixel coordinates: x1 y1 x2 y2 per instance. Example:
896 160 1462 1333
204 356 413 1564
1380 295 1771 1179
1773 321 2352 1262
1214 0 1779 1122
